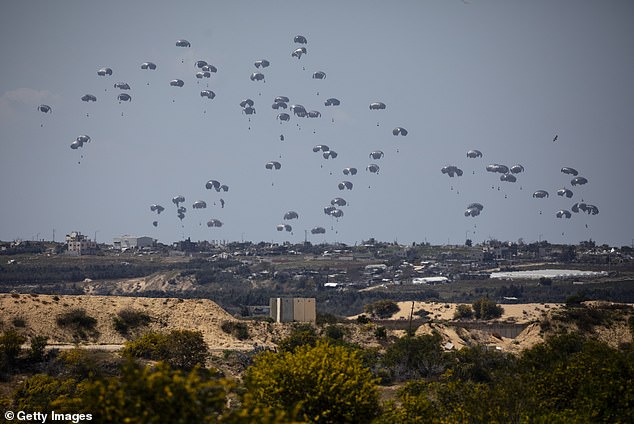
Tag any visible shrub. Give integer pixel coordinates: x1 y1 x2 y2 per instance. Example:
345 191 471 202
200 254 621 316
357 314 372 324
11 315 27 328
28 335 48 362
0 329 26 370
454 304 474 320
365 300 400 319
122 330 209 371
374 326 387 341
277 324 318 353
324 325 344 340
243 341 380 423
56 308 97 331
112 308 151 335
220 321 250 340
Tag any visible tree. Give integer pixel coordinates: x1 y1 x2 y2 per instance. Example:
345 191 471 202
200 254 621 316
453 304 474 320
243 341 380 423
472 297 503 320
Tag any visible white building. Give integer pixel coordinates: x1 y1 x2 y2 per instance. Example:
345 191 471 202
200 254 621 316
113 235 156 251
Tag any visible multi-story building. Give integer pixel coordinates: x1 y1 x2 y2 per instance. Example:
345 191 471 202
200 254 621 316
66 231 97 256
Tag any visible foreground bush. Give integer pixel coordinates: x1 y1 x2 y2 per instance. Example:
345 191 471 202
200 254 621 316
243 341 380 423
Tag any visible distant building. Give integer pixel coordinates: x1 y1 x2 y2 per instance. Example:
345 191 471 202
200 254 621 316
66 231 97 256
113 235 156 251
269 297 316 324
412 276 449 285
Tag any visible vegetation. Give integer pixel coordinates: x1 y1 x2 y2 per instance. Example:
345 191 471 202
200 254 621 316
122 330 209 370
364 299 400 318
112 307 151 335
55 308 98 340
472 297 504 320
220 320 250 340
242 341 380 423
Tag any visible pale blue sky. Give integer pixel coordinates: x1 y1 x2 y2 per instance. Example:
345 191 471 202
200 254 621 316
1 0 633 246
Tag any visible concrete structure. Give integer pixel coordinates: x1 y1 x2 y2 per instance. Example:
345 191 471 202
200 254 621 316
270 297 316 324
412 276 449 285
66 231 97 256
113 235 155 251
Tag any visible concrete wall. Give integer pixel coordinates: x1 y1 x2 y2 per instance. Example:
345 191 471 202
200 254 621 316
270 297 316 324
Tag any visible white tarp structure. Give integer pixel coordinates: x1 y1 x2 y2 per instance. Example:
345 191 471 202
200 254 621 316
490 269 607 280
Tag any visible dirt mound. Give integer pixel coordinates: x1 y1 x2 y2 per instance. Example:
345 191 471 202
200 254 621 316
0 294 283 350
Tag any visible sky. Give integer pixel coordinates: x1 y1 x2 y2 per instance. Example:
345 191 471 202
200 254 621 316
1 0 633 247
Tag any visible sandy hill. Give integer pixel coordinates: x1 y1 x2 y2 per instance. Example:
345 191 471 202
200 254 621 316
0 294 283 350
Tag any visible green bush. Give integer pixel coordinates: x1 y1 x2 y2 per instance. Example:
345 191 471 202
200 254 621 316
28 335 48 363
277 324 318 353
0 329 26 371
323 324 344 340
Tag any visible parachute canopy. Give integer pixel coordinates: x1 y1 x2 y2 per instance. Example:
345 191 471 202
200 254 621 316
176 39 191 47
467 150 483 158
265 161 281 170
369 102 386 110
532 190 549 198
571 176 588 186
254 59 270 68
81 94 97 102
392 127 408 136
141 62 157 70
97 67 113 76
325 98 340 106
312 71 326 79
561 167 578 176
170 79 184 87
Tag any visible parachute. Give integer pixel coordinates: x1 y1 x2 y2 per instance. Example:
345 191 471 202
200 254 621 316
556 210 572 219
114 82 130 90
294 35 308 44
265 161 281 170
71 134 90 150
467 150 483 158
557 188 573 198
150 204 165 214
322 150 338 159
308 110 321 118
292 47 307 59
486 164 509 174
312 71 326 79
561 167 578 176
81 94 97 102
175 39 191 47
194 60 208 69
392 127 408 136
277 112 290 121
172 195 185 206
343 167 357 176
290 104 307 116
272 102 287 110
570 176 588 186
97 67 113 76
192 200 207 209
277 224 292 232
117 93 131 102
366 164 380 174
202 64 217 73
196 71 211 79
250 72 265 82
331 197 347 207
283 211 299 220
200 90 215 99
510 164 524 174
242 106 256 115
532 190 549 198
37 104 52 114
141 62 157 70
369 151 384 160
240 99 255 108
369 102 386 110
274 96 290 103
324 98 340 106
170 79 184 87
207 219 223 228
464 203 484 217
254 59 270 68
441 165 463 177
311 226 326 234
338 181 353 190
205 180 221 191
500 173 517 183
313 145 329 152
